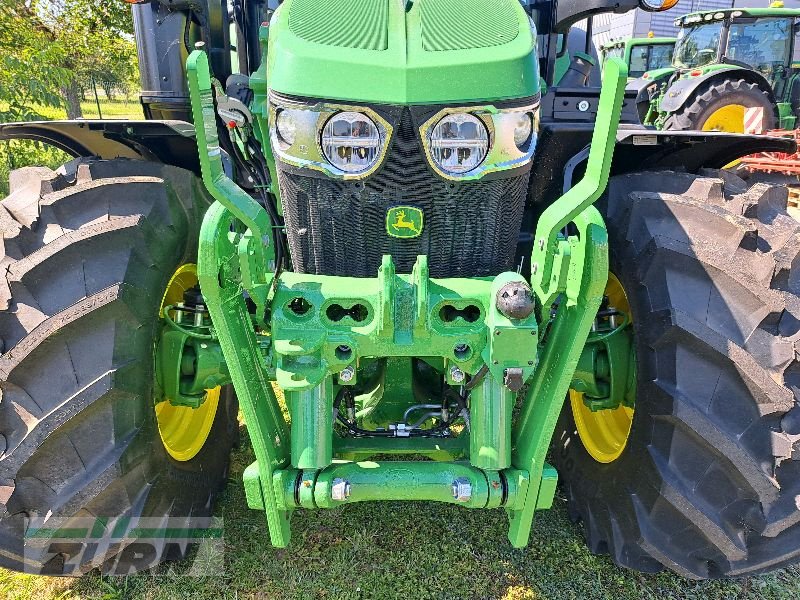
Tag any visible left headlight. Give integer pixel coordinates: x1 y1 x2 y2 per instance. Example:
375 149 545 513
268 97 392 180
429 114 490 175
321 112 382 174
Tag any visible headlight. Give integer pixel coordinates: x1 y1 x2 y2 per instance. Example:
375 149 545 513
275 109 298 146
321 112 382 174
513 113 533 148
429 113 489 175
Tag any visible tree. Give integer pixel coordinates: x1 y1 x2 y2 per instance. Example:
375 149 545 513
2 1 138 120
0 3 69 121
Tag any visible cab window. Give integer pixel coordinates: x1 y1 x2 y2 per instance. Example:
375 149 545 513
629 45 649 78
727 18 792 76
648 44 674 71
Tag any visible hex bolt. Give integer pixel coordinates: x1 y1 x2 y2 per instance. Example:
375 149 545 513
194 305 205 327
577 100 591 112
339 365 355 383
452 478 472 503
331 478 351 501
449 365 465 384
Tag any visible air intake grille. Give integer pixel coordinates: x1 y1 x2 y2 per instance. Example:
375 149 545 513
277 108 529 278
288 0 389 51
420 0 519 52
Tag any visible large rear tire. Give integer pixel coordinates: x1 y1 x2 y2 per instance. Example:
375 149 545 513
663 79 776 133
553 170 800 578
0 158 237 575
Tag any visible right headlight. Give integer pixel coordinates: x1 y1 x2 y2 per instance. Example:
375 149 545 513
422 102 540 180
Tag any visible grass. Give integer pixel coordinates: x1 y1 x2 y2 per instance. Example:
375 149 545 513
2 423 799 600
10 98 145 122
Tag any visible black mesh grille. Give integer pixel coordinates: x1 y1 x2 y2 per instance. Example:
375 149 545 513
277 108 530 278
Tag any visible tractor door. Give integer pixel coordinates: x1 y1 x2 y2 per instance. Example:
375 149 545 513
726 17 793 98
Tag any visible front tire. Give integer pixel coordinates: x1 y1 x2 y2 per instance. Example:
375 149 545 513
0 158 237 575
552 170 800 578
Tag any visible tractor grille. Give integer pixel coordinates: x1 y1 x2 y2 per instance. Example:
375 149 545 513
277 108 530 278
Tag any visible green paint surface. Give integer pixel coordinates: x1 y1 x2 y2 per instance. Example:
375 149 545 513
264 0 539 104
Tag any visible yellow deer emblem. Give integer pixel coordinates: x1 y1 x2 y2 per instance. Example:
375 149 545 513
391 210 421 236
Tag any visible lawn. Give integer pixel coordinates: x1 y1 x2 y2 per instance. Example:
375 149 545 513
2 423 799 600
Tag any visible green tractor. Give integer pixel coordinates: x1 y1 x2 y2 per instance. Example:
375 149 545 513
600 36 676 81
0 0 798 580
635 3 800 131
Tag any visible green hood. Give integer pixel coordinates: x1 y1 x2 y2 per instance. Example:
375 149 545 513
265 0 539 105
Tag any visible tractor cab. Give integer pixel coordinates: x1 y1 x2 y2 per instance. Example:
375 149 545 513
671 8 798 94
600 36 675 80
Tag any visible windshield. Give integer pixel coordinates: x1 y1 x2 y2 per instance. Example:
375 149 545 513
673 22 723 68
727 18 791 74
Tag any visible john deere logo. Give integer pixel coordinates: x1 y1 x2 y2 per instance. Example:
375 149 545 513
386 206 423 239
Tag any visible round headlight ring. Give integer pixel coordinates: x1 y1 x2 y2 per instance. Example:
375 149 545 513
429 113 489 175
321 111 382 174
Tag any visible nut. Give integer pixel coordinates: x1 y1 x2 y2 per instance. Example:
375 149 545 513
449 365 465 384
339 365 355 383
331 478 351 501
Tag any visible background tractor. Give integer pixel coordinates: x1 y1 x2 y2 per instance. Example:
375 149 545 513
600 35 676 80
635 3 800 131
0 0 798 581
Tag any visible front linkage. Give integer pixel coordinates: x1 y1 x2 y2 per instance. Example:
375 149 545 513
179 50 626 548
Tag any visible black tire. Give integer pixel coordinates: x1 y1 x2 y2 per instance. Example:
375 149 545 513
663 78 776 132
552 170 800 578
0 158 238 575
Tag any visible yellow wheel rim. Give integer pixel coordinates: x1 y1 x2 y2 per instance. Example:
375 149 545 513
155 264 220 462
702 104 746 133
570 274 635 464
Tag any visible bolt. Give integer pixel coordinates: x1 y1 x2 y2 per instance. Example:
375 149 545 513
195 41 206 50
194 305 205 327
577 100 591 112
531 262 539 275
452 478 472 503
449 365 465 384
528 361 534 366
339 365 355 383
331 478 351 501
538 238 545 250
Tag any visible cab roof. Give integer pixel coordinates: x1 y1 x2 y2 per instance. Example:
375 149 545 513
676 7 800 28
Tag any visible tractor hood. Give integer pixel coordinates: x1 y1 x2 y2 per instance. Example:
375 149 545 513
264 0 539 105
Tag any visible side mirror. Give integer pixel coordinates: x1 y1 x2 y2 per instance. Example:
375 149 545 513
639 0 680 11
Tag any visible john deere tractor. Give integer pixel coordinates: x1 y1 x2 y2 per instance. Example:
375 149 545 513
0 0 798 580
635 4 800 131
600 35 676 81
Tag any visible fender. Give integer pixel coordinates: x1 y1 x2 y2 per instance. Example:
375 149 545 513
659 66 776 113
528 83 796 208
0 120 201 174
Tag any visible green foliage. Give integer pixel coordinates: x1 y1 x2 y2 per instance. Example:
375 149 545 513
0 4 70 121
0 1 138 121
0 140 70 197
